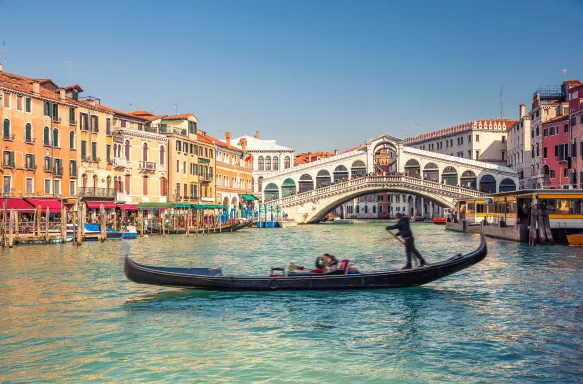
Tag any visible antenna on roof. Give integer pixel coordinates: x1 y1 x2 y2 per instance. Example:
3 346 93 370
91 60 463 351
500 86 503 120
0 41 8 65
562 68 567 82
63 62 72 83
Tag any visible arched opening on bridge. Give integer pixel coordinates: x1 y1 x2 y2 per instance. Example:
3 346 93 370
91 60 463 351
404 159 420 177
316 170 331 188
333 165 349 182
441 166 458 185
298 174 314 193
373 142 397 173
460 170 477 189
407 195 415 217
351 160 366 178
423 162 439 182
281 178 297 197
499 178 517 192
479 174 496 193
264 183 279 201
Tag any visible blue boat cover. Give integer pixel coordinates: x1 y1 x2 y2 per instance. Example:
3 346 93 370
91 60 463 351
84 224 101 232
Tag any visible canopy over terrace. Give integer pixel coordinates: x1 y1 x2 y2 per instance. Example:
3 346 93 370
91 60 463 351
85 201 116 209
1 198 36 213
240 194 259 201
24 198 67 213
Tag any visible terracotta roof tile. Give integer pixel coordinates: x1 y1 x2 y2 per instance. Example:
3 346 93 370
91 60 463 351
162 113 195 120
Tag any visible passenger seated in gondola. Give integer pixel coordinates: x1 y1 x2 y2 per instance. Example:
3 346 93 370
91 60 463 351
323 253 338 272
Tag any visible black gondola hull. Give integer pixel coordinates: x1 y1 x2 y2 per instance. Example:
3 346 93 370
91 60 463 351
124 235 487 291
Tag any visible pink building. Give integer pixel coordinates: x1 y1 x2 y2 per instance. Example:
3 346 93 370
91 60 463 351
541 115 571 188
569 84 583 188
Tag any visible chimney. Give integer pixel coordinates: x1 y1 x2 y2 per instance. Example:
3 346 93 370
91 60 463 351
519 104 526 118
225 131 231 147
0 63 2 72
32 81 40 95
334 149 338 156
307 152 311 163
254 130 260 139
87 99 96 106
241 138 247 152
59 89 66 100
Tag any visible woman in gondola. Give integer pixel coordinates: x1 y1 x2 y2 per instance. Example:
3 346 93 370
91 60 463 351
323 253 338 272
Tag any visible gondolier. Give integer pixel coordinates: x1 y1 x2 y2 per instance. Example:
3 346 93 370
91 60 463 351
386 213 427 269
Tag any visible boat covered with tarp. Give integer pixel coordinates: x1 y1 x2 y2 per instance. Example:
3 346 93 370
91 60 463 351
124 234 487 291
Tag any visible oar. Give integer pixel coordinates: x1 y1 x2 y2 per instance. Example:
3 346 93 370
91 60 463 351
386 229 405 245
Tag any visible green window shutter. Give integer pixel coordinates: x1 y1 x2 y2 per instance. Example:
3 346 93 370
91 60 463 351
9 151 14 167
106 144 111 161
81 141 87 158
25 98 31 112
91 142 97 158
31 154 35 168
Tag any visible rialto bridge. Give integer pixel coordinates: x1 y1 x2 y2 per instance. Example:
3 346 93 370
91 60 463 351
259 134 519 223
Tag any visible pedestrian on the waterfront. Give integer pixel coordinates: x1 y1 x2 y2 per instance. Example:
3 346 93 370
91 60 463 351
385 213 426 269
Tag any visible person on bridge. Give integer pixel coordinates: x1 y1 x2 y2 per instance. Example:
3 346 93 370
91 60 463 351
386 213 427 269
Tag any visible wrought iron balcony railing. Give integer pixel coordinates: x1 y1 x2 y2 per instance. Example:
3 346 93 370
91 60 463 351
78 187 117 198
138 161 157 170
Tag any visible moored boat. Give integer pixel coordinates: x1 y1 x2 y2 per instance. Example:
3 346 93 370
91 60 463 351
124 235 487 291
433 217 446 225
567 233 583 246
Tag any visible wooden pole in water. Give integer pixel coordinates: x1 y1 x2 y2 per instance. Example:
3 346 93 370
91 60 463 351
186 209 190 237
60 205 66 242
81 203 86 239
76 203 83 245
100 205 106 242
161 210 165 237
14 210 19 236
8 208 14 248
36 205 41 238
44 207 50 244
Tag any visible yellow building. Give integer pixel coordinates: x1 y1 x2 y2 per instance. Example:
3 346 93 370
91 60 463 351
111 110 168 205
196 132 217 204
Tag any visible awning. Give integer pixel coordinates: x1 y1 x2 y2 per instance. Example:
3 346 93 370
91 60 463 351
137 202 173 210
24 198 67 213
199 158 210 164
1 198 36 213
174 203 192 209
241 194 258 201
192 204 223 209
86 201 116 209
117 204 138 211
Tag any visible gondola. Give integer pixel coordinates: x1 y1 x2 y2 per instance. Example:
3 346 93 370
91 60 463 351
124 234 487 291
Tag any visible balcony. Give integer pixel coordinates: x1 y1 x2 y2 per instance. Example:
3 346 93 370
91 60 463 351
25 164 37 171
25 138 36 144
70 168 78 177
113 157 127 168
52 116 61 124
138 161 157 171
54 167 64 177
158 126 187 136
81 155 101 163
3 134 15 141
201 174 213 182
69 120 77 126
3 161 15 168
78 187 116 198
145 126 159 134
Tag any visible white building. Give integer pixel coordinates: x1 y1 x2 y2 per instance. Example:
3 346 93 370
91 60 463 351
232 131 295 193
405 119 516 166
507 104 532 188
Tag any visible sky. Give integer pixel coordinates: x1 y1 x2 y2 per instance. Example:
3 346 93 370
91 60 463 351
1 0 582 153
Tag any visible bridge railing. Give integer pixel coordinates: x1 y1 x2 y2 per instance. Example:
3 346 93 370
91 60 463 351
267 175 485 206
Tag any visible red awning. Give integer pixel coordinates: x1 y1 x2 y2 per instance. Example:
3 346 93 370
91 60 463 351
86 201 116 209
1 198 36 213
24 198 67 213
117 204 138 211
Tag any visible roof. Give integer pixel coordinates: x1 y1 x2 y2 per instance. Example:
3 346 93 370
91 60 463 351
63 84 84 92
196 133 216 146
342 144 366 154
161 113 196 121
294 151 334 165
231 135 294 151
202 134 241 152
406 119 517 144
542 114 570 125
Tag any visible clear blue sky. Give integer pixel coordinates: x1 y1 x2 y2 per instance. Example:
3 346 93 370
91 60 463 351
1 0 582 152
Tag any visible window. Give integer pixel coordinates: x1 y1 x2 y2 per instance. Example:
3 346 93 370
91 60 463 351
16 95 23 111
475 150 479 160
91 115 99 132
81 140 87 158
183 183 188 198
183 161 186 174
69 131 75 149
91 142 97 160
3 176 11 194
177 141 182 152
142 177 148 196
543 147 547 158
564 168 568 177
69 107 75 124
258 156 264 170
106 118 111 135
543 128 547 137
550 170 555 178
3 92 10 108
190 184 196 198
125 140 130 160
3 119 10 139
69 180 76 196
106 144 111 163
265 156 271 171
44 179 51 194
554 145 558 157
564 124 569 133
142 142 148 161
25 123 32 142
52 128 59 147
176 160 180 173
54 180 61 195
3 151 14 167
160 177 167 196
501 151 505 161
25 97 31 113
80 113 88 130
44 156 53 172
175 183 180 198
125 175 131 195
475 134 479 142
25 154 35 169
70 160 77 177
160 145 165 165
26 178 33 194
43 126 50 145
501 135 506 143
273 156 279 170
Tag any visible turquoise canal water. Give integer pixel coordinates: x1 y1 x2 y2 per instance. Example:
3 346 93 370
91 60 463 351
1 222 582 383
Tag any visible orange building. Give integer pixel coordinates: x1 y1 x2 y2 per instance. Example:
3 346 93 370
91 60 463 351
294 151 336 165
200 132 254 215
0 64 91 205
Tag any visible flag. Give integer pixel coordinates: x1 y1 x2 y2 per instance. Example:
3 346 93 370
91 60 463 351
245 153 252 161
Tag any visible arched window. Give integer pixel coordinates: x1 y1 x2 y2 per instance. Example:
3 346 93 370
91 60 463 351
69 131 75 149
160 177 167 196
52 128 59 147
124 174 130 194
43 126 50 145
258 156 264 171
372 205 376 214
92 175 98 189
81 174 87 188
284 156 290 169
142 177 148 196
142 142 148 161
25 123 32 142
106 176 112 191
265 156 272 171
2 119 9 139
364 205 368 214
273 156 279 171
125 140 130 161
160 145 165 165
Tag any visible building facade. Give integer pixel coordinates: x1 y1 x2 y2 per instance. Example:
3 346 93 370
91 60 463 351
232 131 295 193
207 132 254 214
195 131 216 204
541 114 571 188
506 104 532 189
406 119 516 165
569 83 583 188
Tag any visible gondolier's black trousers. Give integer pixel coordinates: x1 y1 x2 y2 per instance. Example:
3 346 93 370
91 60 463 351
404 236 425 268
